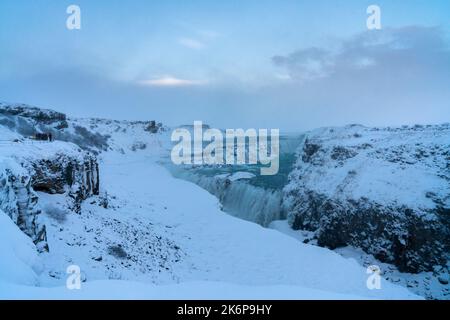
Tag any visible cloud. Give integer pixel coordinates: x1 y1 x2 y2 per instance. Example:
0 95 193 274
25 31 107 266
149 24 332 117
178 37 205 49
2 24 449 131
137 76 206 87
272 26 450 84
272 47 334 81
267 26 450 129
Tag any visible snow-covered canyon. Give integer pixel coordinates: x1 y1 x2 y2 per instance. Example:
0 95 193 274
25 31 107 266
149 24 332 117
0 102 448 299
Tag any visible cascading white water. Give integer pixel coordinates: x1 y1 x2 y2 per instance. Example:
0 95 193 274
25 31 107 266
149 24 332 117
172 169 284 226
165 134 304 227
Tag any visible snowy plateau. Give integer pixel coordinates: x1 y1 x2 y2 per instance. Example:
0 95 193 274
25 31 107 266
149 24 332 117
0 102 448 300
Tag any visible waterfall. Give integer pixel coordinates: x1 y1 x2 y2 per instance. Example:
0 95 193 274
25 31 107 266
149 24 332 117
164 133 304 227
171 168 285 227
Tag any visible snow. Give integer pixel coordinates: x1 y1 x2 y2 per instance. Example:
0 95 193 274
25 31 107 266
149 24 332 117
226 172 256 181
0 280 368 300
26 151 419 299
0 209 42 286
0 124 85 165
280 124 449 294
0 105 426 299
269 220 449 299
0 149 421 299
269 220 315 243
171 168 284 226
333 246 450 300
286 124 450 210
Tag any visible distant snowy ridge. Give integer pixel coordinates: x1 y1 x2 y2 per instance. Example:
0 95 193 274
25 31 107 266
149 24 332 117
284 124 450 272
0 102 67 127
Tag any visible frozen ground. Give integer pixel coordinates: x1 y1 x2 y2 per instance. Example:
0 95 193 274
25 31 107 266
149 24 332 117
0 278 372 300
0 150 420 299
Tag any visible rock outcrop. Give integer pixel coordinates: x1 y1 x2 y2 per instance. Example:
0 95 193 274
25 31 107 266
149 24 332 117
284 124 450 273
0 160 48 251
24 152 100 213
0 147 100 249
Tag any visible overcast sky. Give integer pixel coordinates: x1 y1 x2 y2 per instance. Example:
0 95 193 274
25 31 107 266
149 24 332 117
0 0 449 131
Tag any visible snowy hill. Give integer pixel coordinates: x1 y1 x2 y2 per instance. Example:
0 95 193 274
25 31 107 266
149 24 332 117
0 102 426 299
284 124 450 273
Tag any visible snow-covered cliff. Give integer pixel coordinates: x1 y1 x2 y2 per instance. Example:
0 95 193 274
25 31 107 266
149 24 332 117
284 124 450 273
0 102 435 299
0 104 103 249
0 159 48 251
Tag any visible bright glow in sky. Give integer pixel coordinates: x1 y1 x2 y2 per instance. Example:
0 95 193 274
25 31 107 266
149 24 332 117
0 0 449 130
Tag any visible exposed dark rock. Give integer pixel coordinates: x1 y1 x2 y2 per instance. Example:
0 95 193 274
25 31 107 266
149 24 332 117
301 140 321 163
438 273 449 285
70 125 110 152
0 164 48 251
144 120 158 133
331 146 357 161
108 245 128 259
131 141 147 151
25 152 100 214
284 124 450 273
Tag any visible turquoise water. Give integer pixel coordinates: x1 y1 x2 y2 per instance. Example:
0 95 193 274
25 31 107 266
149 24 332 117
166 134 303 226
184 151 298 190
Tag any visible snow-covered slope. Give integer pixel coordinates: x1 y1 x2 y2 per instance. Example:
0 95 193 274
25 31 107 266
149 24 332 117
0 209 41 286
284 124 450 273
1 154 419 299
0 124 101 250
0 103 424 299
